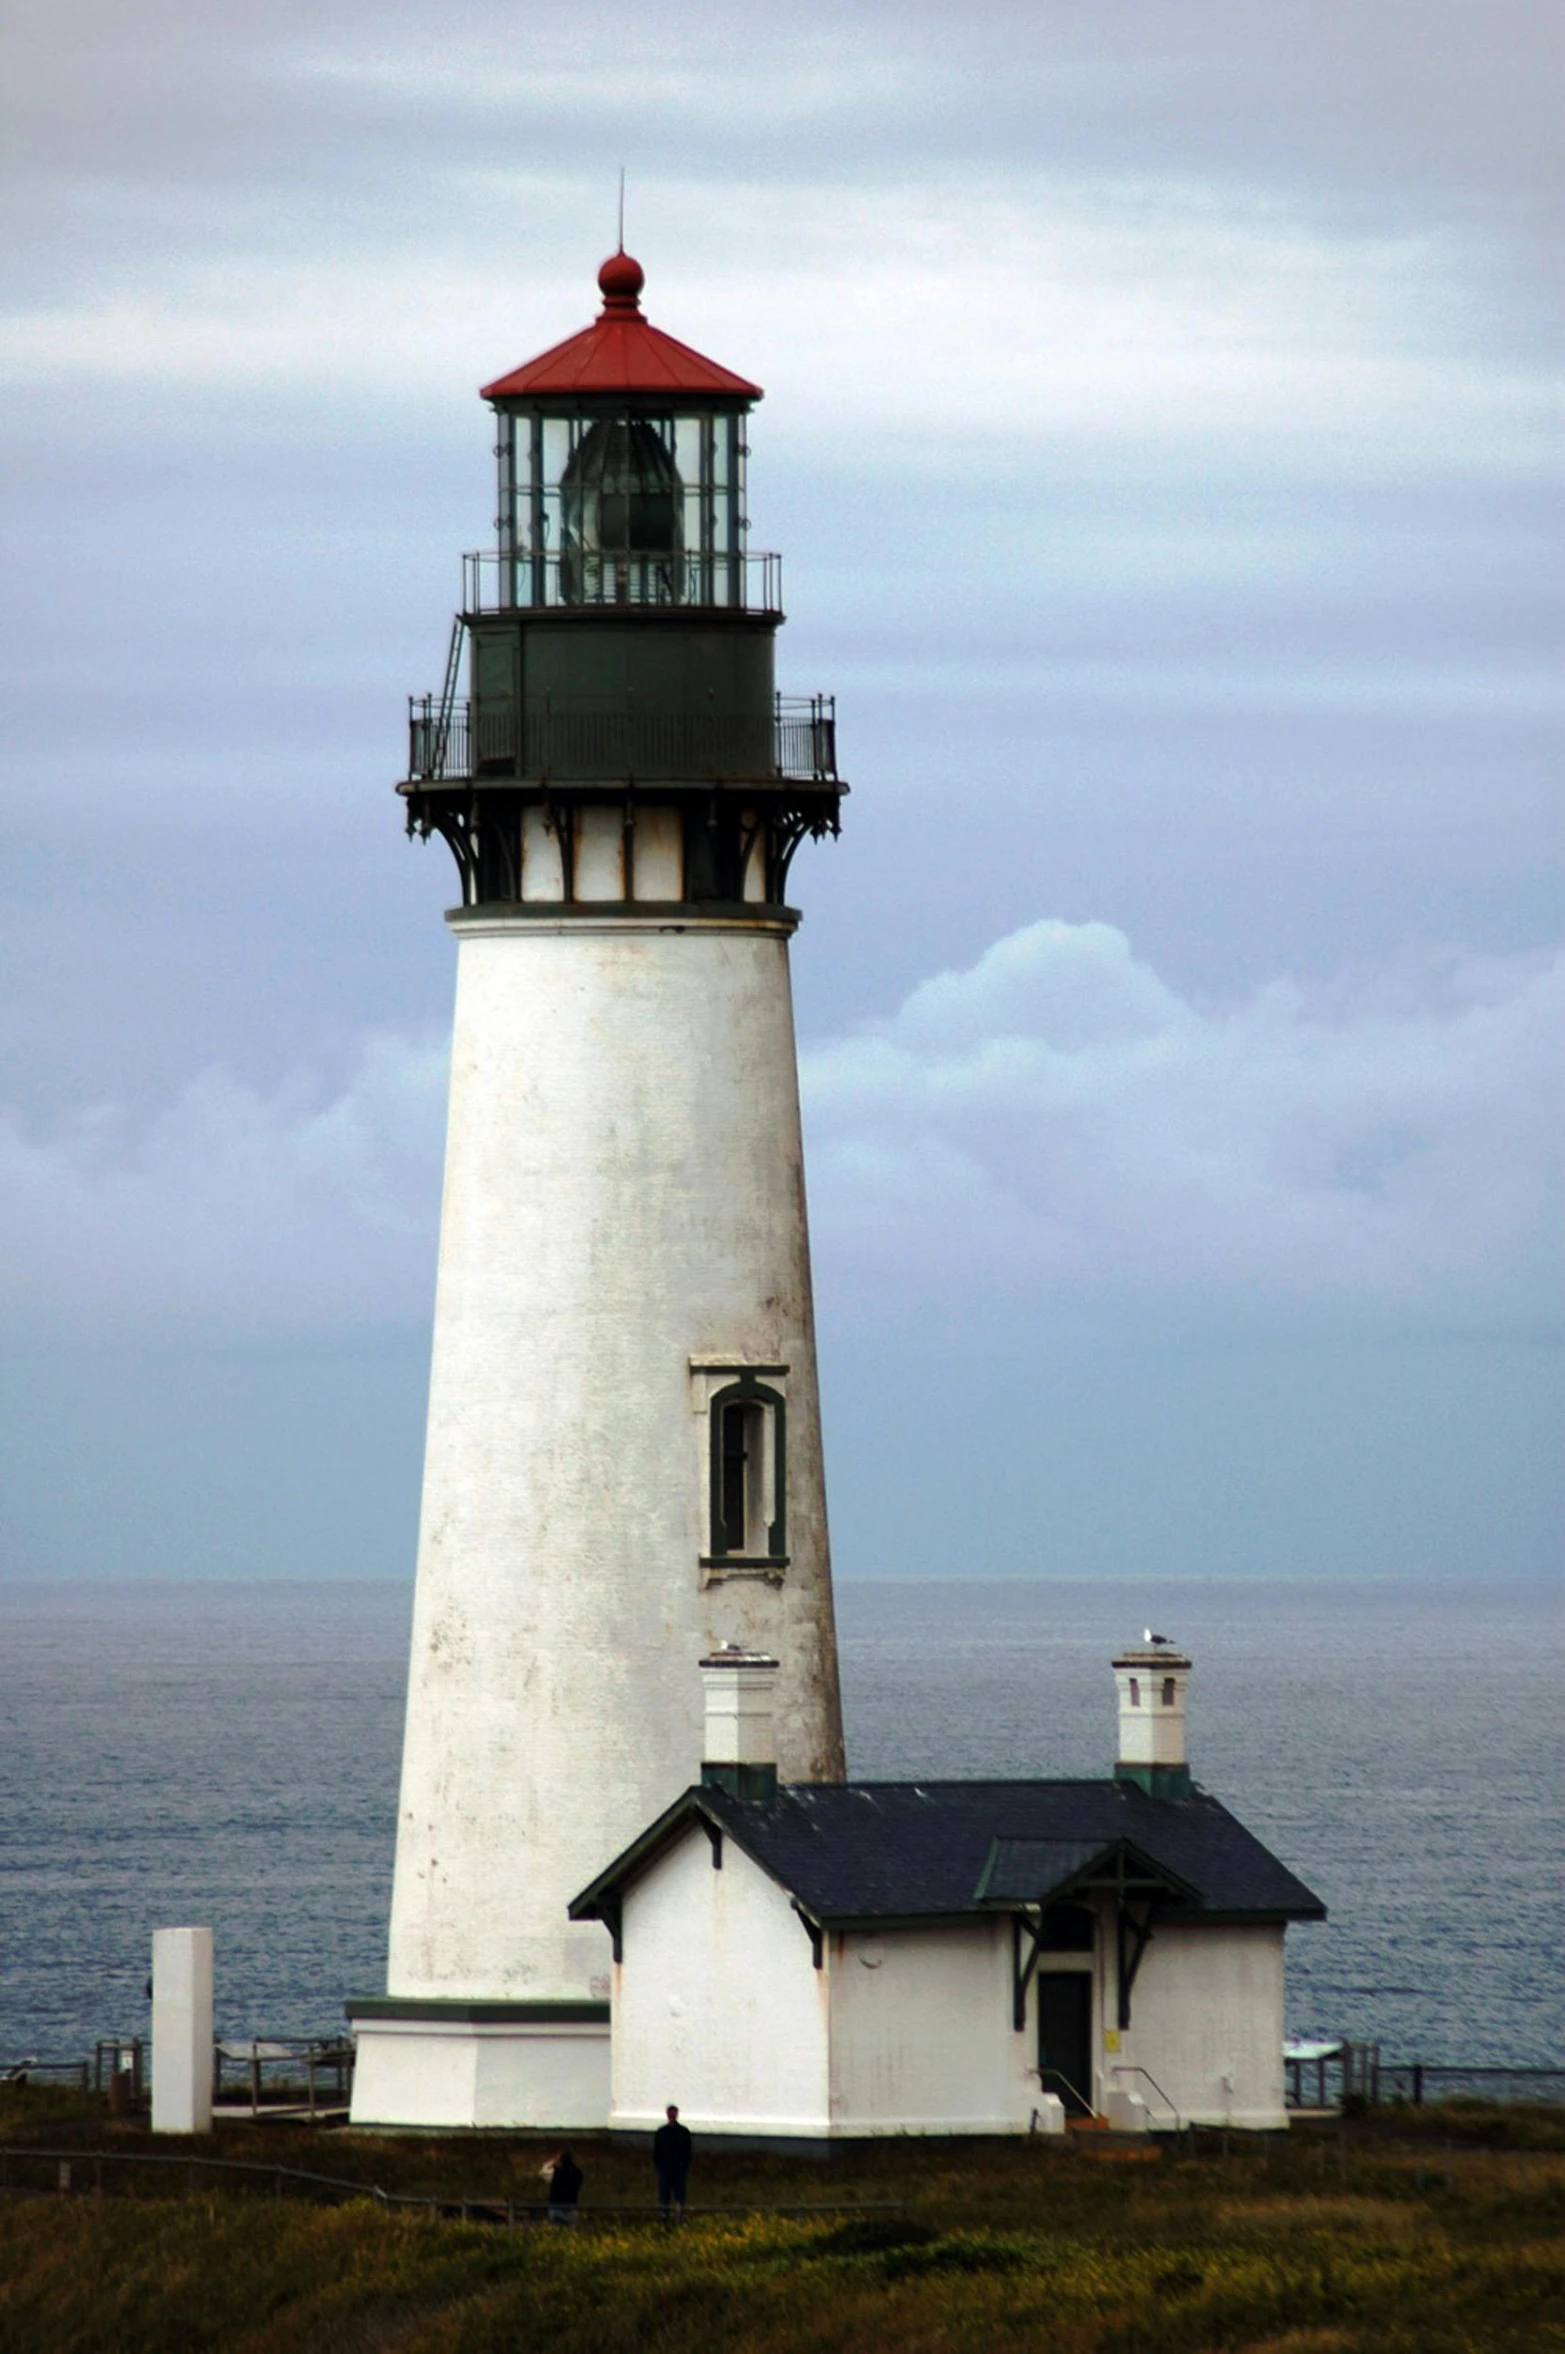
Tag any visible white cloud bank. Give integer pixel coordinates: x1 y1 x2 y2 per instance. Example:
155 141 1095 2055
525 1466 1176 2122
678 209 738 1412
0 1032 450 1335
2 180 1549 492
803 924 1562 1327
0 924 1557 1337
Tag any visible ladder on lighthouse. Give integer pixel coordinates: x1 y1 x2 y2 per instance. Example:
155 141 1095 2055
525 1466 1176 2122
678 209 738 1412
429 615 467 780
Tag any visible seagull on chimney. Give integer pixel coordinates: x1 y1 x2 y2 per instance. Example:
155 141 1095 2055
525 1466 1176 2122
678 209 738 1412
1144 1628 1172 1646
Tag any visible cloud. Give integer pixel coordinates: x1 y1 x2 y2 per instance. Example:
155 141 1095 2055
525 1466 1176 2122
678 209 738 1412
1 923 1557 1341
802 922 1564 1327
0 1032 449 1336
0 3 1554 491
1 176 1550 496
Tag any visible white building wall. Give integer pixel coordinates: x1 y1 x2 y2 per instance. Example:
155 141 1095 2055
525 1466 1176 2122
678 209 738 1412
828 1921 1035 2135
1111 1923 1287 2128
609 1826 830 2135
385 911 844 2020
352 2016 610 2130
605 1840 1292 2139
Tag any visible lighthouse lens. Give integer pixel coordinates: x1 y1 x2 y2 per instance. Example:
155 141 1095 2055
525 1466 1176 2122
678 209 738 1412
560 414 684 603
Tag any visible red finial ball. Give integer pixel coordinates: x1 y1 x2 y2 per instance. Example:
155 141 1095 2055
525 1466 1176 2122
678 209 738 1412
598 250 645 308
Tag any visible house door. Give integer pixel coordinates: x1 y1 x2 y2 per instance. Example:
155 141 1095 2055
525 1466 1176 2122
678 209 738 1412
1038 1973 1094 2115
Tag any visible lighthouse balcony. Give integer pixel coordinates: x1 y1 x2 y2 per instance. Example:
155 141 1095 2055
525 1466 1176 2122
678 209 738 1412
461 547 782 616
407 693 837 788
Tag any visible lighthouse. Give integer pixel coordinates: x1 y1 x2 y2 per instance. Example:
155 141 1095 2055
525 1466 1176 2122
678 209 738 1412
347 251 847 2129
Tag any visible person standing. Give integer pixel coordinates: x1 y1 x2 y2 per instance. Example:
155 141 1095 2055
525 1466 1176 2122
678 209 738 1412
653 2104 693 2219
545 2146 583 2224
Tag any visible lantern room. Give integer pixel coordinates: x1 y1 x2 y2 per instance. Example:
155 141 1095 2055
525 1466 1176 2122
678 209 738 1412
477 250 763 613
399 249 841 916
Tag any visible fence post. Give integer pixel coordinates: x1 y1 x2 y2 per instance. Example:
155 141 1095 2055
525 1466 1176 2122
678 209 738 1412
1412 2064 1423 2107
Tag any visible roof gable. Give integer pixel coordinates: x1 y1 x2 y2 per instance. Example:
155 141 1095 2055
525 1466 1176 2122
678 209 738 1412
973 1834 1202 1909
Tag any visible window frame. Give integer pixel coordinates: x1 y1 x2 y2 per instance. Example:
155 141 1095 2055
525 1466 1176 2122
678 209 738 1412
702 1373 787 1571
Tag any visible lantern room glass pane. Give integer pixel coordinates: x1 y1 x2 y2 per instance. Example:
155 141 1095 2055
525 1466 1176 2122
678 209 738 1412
500 405 750 609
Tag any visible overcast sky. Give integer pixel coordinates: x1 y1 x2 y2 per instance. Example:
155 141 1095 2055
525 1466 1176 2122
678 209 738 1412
1 0 1559 1587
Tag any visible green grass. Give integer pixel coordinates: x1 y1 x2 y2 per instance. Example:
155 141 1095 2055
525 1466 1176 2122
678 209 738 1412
1 2096 1561 2352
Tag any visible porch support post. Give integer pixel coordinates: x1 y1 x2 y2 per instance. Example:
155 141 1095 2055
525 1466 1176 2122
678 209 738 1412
1012 1910 1044 2032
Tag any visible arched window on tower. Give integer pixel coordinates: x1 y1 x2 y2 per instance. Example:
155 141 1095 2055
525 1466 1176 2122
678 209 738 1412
1162 1677 1177 1707
705 1376 786 1567
1128 1676 1141 1707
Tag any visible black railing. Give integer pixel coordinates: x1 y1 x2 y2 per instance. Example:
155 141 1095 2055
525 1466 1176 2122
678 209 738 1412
1107 2064 1183 2130
0 2145 900 2228
213 2038 355 2115
1374 2065 1565 2108
1284 2046 1565 2111
462 547 782 615
408 694 836 787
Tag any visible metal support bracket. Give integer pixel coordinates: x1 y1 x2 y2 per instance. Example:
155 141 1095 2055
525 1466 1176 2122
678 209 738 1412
792 1902 824 1970
1012 1911 1044 2032
1111 1849 1159 2030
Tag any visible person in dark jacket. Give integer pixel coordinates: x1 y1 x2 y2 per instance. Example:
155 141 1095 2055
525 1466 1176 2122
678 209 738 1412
653 2104 693 2218
546 2147 583 2223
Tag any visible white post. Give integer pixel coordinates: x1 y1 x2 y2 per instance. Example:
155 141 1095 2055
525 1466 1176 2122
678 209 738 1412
151 1927 213 2135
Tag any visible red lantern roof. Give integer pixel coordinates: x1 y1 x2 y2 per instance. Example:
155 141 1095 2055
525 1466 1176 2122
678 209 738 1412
480 252 763 404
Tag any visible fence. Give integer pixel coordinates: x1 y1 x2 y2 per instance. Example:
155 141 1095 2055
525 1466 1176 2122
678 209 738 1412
0 2145 897 2228
1285 2044 1564 2111
1373 2065 1565 2108
0 2061 90 2094
3 2037 349 2118
212 2039 354 2116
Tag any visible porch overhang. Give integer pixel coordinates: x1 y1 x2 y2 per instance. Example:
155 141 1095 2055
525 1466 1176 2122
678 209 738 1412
979 1836 1201 2034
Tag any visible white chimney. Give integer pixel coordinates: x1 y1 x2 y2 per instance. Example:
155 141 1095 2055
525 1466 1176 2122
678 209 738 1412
699 1647 780 1801
1112 1636 1193 1798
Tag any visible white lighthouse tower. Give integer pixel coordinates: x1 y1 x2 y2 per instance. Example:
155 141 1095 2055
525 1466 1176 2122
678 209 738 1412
348 251 847 2129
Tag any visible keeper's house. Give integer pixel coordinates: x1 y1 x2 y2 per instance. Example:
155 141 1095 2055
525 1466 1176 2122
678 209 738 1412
569 1643 1324 2144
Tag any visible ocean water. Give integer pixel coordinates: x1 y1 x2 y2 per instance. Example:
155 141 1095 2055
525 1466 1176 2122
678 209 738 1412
0 1577 1557 2068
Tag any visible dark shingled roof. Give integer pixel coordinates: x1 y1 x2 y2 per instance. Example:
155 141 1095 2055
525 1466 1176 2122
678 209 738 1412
570 1778 1326 1928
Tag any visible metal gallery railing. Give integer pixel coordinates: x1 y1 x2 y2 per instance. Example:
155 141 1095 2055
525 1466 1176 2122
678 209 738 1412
462 547 782 615
408 693 836 787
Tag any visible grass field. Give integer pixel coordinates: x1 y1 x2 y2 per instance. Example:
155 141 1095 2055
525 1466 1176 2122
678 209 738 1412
0 2088 1560 2352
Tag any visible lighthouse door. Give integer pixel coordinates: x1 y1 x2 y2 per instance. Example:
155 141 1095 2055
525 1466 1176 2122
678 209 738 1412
1038 1974 1094 2116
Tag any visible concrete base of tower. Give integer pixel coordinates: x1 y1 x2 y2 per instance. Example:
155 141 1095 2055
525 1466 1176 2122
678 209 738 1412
346 1999 611 2130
